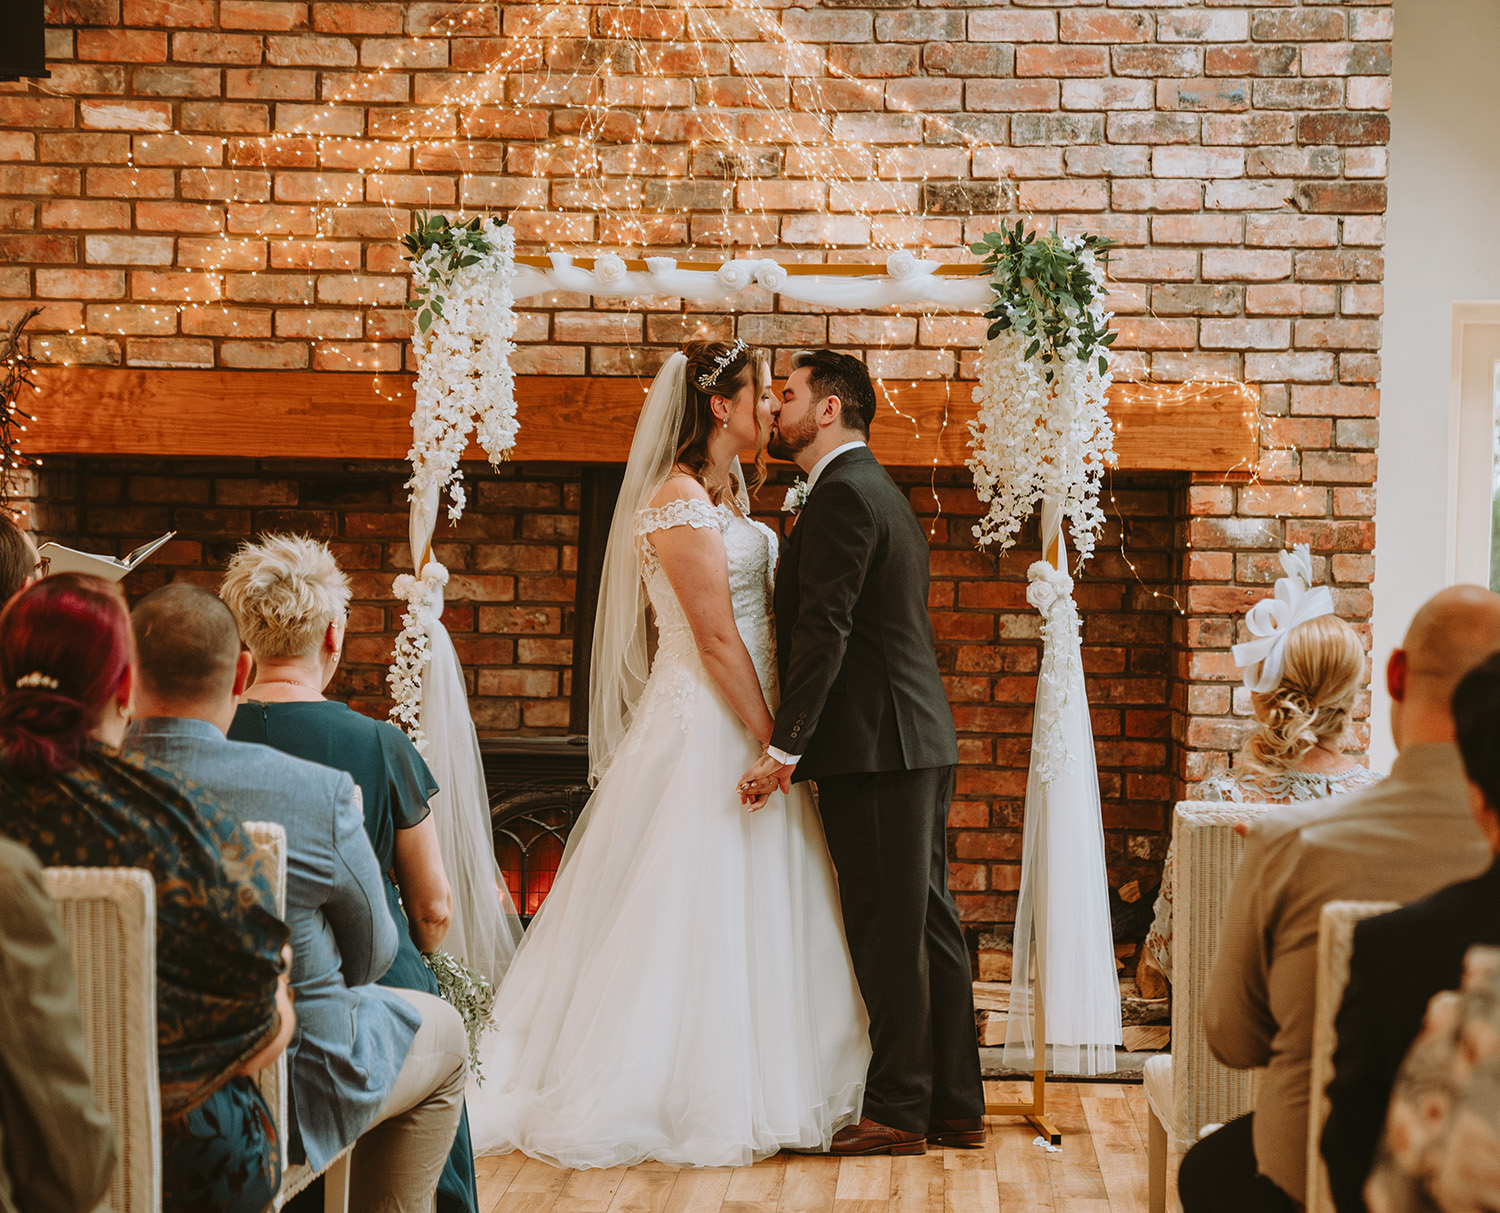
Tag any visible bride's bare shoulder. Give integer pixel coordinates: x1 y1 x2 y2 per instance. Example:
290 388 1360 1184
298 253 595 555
646 472 711 511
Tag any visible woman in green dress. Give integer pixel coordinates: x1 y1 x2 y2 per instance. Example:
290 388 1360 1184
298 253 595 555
220 534 478 1213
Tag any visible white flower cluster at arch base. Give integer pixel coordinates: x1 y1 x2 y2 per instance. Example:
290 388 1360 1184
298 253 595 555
966 239 1116 565
409 217 519 523
388 559 449 753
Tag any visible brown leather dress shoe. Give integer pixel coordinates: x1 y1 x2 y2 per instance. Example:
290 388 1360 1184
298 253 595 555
927 1116 987 1148
830 1117 928 1156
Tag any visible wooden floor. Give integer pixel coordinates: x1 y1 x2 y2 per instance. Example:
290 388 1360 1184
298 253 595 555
474 1081 1176 1213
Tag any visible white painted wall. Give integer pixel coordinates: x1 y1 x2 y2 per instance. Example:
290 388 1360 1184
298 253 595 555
1369 0 1500 766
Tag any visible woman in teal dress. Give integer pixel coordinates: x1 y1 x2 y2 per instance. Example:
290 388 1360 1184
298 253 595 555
220 534 478 1213
0 574 293 1213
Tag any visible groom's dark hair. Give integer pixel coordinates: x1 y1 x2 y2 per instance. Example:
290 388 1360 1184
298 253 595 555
791 350 877 439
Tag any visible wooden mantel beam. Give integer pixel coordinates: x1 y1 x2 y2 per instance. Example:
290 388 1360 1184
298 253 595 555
25 368 1257 472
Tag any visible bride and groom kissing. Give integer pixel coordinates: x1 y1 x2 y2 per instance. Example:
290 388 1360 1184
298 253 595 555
467 341 985 1168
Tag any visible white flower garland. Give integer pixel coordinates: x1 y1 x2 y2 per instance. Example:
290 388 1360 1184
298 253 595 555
408 217 519 522
1026 559 1079 787
387 560 449 753
966 233 1116 564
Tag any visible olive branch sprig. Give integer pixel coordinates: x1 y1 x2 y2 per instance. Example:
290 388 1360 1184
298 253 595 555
972 222 1118 383
400 212 499 337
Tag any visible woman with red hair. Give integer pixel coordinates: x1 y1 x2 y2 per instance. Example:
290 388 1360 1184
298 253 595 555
0 573 293 1213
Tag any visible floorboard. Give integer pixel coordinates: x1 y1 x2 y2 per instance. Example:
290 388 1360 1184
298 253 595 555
475 1083 1171 1213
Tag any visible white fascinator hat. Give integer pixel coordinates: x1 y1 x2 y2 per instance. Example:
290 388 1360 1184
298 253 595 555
1231 544 1336 694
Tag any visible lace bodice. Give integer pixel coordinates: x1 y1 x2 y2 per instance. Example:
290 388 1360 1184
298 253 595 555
634 497 781 707
1198 764 1383 803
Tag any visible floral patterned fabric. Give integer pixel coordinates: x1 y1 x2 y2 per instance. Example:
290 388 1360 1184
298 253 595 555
0 743 289 1213
1143 764 1384 983
1366 946 1500 1211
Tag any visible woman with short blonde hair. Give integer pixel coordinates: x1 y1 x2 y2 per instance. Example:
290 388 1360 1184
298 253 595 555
221 534 480 1213
220 532 350 662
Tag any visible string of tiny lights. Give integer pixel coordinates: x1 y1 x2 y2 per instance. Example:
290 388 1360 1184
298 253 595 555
0 308 43 521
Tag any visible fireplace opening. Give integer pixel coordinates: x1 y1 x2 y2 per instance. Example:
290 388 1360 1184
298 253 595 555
483 737 591 924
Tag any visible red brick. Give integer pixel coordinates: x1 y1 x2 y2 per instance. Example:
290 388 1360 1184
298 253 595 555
77 28 169 60
1016 45 1108 78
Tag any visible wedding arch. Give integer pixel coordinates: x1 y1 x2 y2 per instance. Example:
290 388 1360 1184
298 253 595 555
397 212 1125 1133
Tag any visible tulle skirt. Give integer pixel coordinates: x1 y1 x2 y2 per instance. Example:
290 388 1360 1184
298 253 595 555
465 664 870 1169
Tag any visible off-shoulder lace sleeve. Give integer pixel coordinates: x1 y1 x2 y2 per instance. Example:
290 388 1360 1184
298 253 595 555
635 498 725 537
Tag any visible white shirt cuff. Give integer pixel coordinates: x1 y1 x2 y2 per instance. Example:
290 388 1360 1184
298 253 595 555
767 745 800 766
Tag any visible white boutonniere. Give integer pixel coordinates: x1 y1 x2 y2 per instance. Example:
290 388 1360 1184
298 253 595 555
782 478 810 516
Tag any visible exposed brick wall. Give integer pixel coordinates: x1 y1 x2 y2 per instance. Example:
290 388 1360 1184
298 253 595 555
2 0 1391 956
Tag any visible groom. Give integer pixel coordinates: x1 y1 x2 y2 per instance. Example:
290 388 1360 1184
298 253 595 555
738 349 986 1155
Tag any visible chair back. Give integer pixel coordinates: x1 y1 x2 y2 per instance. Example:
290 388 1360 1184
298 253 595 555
1169 800 1279 1151
242 821 289 1178
1305 899 1398 1213
43 865 161 1213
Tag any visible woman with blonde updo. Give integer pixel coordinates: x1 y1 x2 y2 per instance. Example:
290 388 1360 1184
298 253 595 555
1140 553 1381 992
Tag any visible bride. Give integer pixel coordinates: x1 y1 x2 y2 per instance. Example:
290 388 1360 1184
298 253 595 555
468 340 870 1169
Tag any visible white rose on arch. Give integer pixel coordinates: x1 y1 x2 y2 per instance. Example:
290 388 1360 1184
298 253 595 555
754 259 788 291
716 259 754 291
886 249 922 280
593 253 627 286
1026 560 1074 612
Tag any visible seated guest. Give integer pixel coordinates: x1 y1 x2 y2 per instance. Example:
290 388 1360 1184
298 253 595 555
1143 546 1381 991
1321 650 1500 1211
126 582 468 1213
0 574 292 1213
0 835 117 1213
219 534 478 1213
0 514 43 605
1362 947 1500 1212
1179 585 1500 1213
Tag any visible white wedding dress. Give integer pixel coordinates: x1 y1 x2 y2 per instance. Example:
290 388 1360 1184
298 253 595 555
467 495 870 1169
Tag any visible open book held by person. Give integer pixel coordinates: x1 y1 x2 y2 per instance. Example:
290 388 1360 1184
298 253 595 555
36 532 174 581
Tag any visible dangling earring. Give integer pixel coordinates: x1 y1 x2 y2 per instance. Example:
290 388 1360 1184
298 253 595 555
722 416 729 429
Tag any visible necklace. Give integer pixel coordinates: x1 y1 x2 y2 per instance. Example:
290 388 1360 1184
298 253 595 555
253 677 323 693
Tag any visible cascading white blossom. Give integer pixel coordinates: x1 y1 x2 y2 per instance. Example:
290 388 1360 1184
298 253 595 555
388 559 449 752
408 217 519 522
966 237 1116 565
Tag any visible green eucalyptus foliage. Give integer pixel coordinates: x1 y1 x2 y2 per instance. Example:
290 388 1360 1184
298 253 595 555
971 222 1117 384
401 212 496 337
423 949 498 1079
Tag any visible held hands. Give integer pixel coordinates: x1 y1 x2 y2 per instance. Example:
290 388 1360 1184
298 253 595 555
738 751 794 812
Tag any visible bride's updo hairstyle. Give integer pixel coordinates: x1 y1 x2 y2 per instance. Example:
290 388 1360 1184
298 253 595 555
0 573 132 780
220 533 351 660
1242 613 1366 774
676 339 770 503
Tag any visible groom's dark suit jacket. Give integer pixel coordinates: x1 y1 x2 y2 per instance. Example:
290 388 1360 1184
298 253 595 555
771 445 959 782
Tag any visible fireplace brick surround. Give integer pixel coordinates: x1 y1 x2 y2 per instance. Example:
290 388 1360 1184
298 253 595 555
1 0 1390 966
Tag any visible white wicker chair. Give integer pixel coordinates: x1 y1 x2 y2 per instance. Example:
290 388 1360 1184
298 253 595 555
42 865 161 1213
1144 801 1278 1213
241 820 354 1213
1304 899 1398 1213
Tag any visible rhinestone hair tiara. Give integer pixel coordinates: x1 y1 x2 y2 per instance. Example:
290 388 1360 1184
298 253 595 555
695 339 747 391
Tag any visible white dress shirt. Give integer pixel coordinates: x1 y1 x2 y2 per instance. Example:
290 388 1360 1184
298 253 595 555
767 440 868 767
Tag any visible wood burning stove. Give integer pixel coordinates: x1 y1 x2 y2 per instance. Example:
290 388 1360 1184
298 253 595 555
482 736 591 924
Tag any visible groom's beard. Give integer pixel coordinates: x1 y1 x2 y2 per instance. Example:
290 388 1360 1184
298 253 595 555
768 412 817 462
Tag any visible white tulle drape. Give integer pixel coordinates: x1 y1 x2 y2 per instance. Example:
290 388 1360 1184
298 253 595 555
407 486 523 987
1002 501 1122 1077
510 253 992 310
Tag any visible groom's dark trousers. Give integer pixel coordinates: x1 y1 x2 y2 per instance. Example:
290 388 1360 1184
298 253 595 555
771 445 985 1134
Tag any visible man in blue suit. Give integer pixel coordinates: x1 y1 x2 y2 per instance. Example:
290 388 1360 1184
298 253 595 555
125 582 467 1213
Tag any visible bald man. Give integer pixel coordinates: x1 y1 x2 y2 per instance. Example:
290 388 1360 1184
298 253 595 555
1178 586 1500 1213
